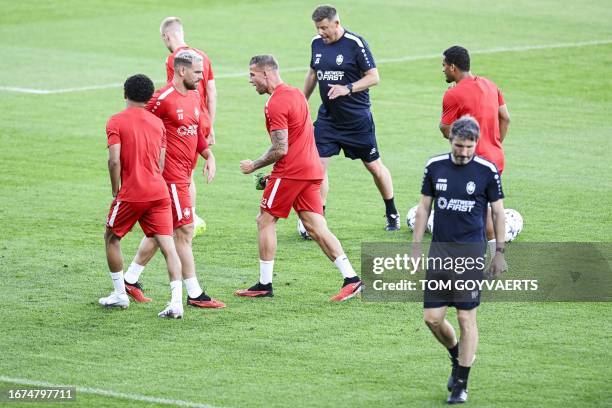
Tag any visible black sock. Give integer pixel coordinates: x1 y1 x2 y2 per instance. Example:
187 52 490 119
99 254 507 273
384 197 397 215
456 365 471 387
448 344 459 361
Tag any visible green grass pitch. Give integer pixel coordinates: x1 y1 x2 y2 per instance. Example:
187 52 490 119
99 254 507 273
1 0 611 407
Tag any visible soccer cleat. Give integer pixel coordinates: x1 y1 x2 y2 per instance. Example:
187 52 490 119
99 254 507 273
124 280 152 303
98 292 129 309
187 292 226 308
330 278 362 301
297 218 312 240
157 303 184 319
193 214 207 237
447 379 468 404
235 282 274 297
447 357 459 391
385 213 401 231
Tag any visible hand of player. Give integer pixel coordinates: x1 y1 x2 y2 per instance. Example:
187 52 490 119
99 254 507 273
411 242 424 274
206 128 216 146
203 154 216 183
240 159 255 174
327 84 350 100
487 253 508 279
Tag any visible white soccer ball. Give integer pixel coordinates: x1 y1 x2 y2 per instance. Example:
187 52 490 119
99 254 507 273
504 208 524 242
406 205 418 231
297 218 311 240
427 211 435 234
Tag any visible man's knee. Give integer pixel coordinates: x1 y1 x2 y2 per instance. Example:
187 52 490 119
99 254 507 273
256 211 276 231
174 224 193 245
104 229 120 245
424 310 445 329
457 310 477 331
364 159 385 176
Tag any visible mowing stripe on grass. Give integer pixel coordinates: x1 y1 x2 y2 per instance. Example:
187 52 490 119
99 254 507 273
0 376 221 408
1 38 611 94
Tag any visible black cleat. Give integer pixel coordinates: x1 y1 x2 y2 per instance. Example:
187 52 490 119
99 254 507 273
447 379 468 404
235 282 274 297
447 357 458 391
385 213 401 231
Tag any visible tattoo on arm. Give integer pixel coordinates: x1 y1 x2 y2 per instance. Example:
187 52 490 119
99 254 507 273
252 129 289 171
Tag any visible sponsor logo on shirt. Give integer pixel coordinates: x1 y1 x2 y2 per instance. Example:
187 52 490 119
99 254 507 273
438 197 475 212
317 70 345 81
336 54 344 65
177 124 198 137
466 181 475 194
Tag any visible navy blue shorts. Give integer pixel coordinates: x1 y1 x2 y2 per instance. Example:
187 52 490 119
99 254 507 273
314 122 380 163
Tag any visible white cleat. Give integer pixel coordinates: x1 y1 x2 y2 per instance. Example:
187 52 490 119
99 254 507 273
99 292 129 309
158 303 184 319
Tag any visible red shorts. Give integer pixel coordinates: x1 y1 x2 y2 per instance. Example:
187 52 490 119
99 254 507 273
106 198 173 238
167 183 193 228
260 178 324 218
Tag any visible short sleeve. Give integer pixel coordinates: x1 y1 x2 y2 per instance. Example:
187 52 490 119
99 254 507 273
106 116 121 147
485 172 504 203
420 166 435 197
206 58 214 80
266 96 289 131
146 90 163 118
166 55 174 83
356 38 376 72
497 88 505 106
441 91 459 125
160 125 167 149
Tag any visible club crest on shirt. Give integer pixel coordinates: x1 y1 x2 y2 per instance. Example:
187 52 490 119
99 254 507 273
183 207 191 219
336 54 343 65
466 181 476 194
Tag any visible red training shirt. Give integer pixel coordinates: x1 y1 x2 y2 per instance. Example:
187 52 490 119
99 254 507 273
146 84 209 184
166 45 214 110
265 83 324 180
441 76 506 172
106 107 169 202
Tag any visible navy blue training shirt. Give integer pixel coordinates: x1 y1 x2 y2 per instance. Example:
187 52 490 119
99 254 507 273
421 154 504 243
310 30 376 131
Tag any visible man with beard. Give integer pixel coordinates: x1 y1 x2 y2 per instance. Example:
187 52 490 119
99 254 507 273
128 50 224 318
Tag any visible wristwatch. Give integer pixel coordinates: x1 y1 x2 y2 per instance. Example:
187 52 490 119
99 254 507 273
495 247 505 254
346 83 354 95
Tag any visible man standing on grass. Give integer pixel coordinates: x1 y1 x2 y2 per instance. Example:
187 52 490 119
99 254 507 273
123 51 225 317
439 45 511 256
99 74 184 317
159 16 217 237
302 5 400 233
413 116 507 403
235 55 362 301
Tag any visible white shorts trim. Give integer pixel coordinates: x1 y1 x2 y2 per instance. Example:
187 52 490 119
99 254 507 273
170 184 182 221
267 178 281 209
108 201 121 227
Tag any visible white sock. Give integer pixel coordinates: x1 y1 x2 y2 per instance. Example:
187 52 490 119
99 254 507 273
170 280 182 305
334 255 357 279
184 277 203 298
488 239 497 257
124 262 145 284
110 271 126 294
259 260 274 284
